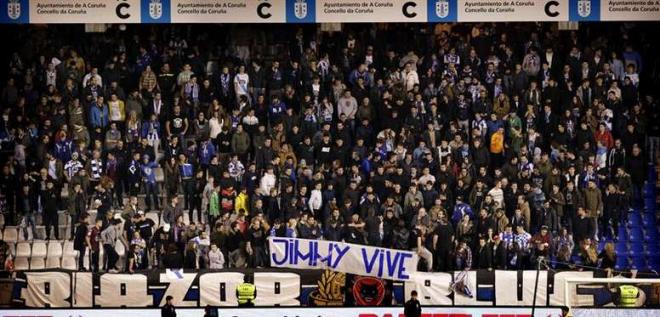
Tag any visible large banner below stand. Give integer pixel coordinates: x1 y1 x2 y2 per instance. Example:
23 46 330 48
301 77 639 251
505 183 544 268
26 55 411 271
269 237 419 281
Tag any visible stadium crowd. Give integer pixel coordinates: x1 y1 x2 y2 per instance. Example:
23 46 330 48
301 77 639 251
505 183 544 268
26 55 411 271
0 23 658 274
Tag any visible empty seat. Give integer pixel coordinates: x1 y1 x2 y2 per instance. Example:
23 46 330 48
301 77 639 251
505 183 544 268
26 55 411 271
46 256 60 269
14 257 29 271
15 242 31 258
616 242 628 253
3 226 18 243
629 243 644 255
631 256 647 270
31 241 48 258
30 257 45 270
47 240 63 258
63 240 78 258
61 256 77 270
615 256 629 268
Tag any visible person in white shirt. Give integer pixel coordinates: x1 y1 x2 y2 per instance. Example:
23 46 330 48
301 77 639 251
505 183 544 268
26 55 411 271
308 182 323 216
338 90 358 120
259 166 277 196
82 67 103 88
208 244 225 269
487 181 505 207
45 62 57 87
208 111 223 139
107 94 125 123
402 62 419 92
234 65 250 100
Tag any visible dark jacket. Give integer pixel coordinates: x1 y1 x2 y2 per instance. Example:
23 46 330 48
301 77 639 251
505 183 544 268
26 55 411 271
404 298 422 317
161 304 176 317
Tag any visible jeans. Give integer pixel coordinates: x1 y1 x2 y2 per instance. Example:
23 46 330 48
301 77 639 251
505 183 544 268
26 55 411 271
143 182 160 211
21 214 38 240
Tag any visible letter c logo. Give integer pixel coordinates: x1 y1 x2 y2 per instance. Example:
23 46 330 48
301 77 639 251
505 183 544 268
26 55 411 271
257 2 272 19
402 2 417 18
116 1 131 19
545 0 559 17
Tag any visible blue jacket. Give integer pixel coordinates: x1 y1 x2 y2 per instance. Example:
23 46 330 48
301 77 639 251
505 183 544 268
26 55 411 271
89 103 109 129
198 141 216 165
269 102 286 122
55 139 73 162
141 161 158 184
452 202 474 224
141 120 161 139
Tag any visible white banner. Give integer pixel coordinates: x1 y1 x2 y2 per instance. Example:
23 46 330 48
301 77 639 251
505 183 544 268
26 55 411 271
170 0 285 23
572 309 660 317
457 0 568 22
268 237 419 281
311 0 428 23
29 0 141 24
600 0 660 21
0 307 564 317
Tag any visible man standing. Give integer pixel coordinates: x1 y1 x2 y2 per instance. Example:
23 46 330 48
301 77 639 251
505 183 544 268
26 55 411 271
161 295 176 317
404 290 422 317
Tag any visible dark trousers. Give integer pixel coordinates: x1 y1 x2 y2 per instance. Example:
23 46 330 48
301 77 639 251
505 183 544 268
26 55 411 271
182 179 195 216
144 182 160 211
115 180 124 207
91 250 99 272
76 246 86 270
435 247 451 272
104 244 118 271
44 211 59 239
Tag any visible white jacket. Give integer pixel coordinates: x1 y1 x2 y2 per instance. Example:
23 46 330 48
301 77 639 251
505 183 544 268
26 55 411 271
259 173 276 196
208 249 225 269
309 189 323 211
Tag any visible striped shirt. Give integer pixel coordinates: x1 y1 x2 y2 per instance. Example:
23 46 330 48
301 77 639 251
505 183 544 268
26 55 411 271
514 232 532 252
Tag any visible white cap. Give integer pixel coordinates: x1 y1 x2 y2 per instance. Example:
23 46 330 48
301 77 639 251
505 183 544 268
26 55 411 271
163 223 171 232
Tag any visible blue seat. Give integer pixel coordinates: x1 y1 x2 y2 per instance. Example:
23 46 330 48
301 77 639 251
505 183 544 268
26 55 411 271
616 242 628 253
615 256 629 270
628 232 642 242
631 256 647 270
628 216 642 227
629 243 644 255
